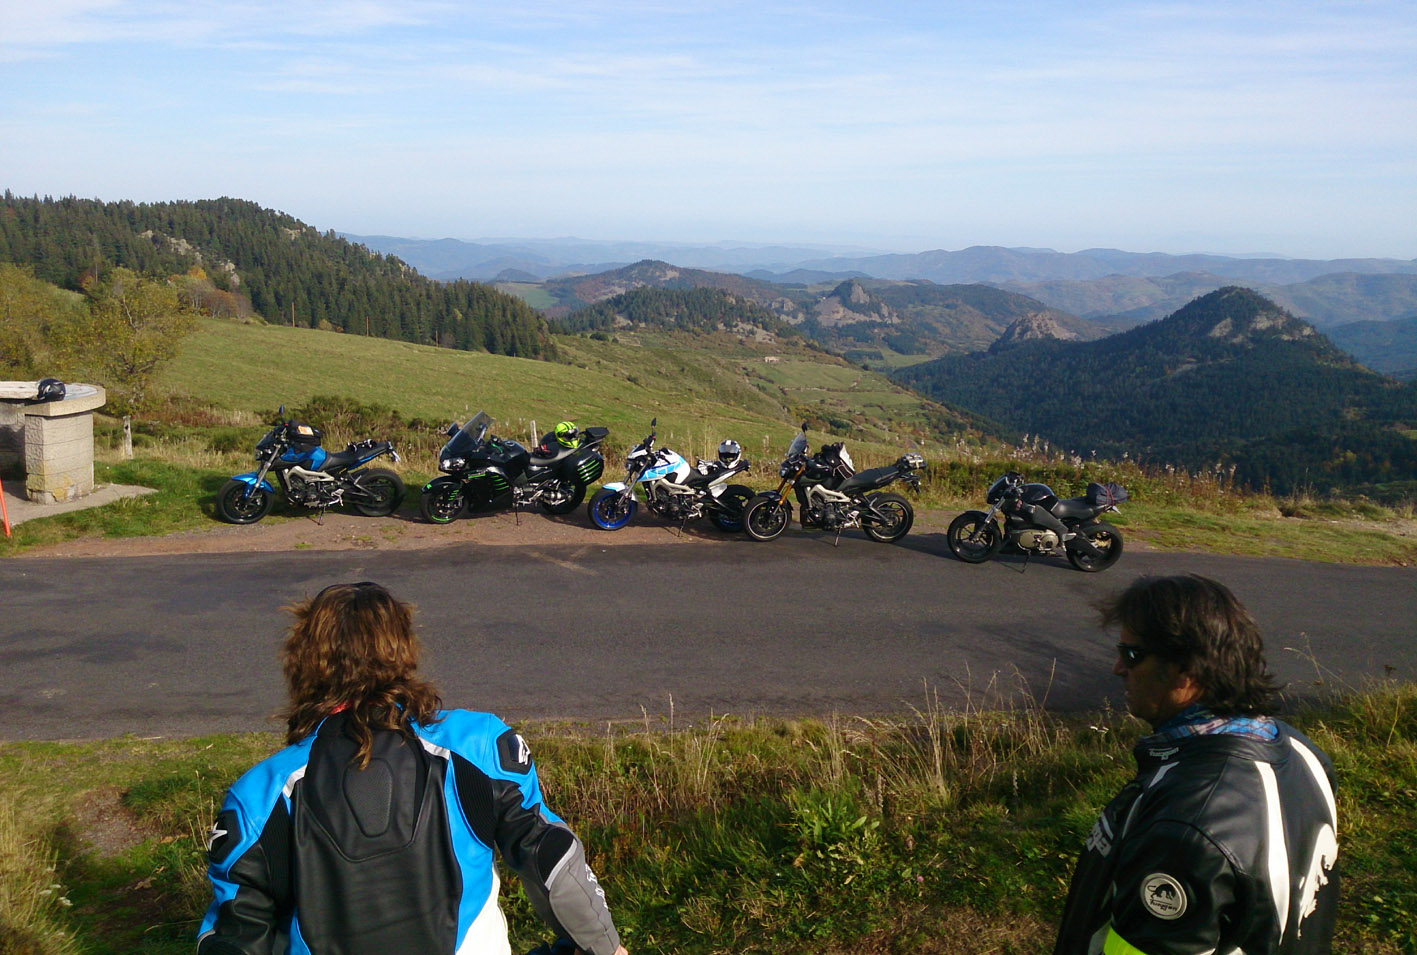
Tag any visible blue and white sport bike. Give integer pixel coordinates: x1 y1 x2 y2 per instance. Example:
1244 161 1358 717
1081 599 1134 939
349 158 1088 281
587 418 754 533
216 406 403 524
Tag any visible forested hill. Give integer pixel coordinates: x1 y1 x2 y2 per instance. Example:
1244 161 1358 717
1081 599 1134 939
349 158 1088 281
894 287 1417 495
555 285 806 341
0 194 553 358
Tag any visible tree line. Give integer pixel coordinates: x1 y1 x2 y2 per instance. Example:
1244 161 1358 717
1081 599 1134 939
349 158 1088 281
0 193 554 359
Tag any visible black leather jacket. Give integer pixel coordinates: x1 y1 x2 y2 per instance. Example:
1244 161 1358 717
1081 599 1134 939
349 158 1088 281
1054 720 1338 955
198 711 621 955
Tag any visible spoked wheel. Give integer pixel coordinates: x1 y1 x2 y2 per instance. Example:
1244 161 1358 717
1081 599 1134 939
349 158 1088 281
1066 523 1124 573
709 484 754 532
419 481 465 524
946 511 1003 563
862 492 915 543
351 468 404 517
540 479 587 516
217 479 273 524
742 496 791 541
588 488 637 530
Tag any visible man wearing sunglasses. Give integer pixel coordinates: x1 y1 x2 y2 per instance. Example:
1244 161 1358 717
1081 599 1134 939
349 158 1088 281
1054 574 1338 955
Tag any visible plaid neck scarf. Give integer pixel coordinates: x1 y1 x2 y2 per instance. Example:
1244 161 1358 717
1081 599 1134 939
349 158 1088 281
1149 704 1278 743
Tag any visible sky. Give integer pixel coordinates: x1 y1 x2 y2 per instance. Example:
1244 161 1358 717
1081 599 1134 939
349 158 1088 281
2 1 1415 259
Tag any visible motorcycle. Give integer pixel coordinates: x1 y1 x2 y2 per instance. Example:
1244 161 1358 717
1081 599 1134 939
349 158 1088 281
586 420 755 532
216 407 403 524
419 412 608 523
946 472 1127 572
740 424 925 544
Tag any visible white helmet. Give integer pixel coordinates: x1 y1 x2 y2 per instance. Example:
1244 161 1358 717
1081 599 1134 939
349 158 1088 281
717 439 742 466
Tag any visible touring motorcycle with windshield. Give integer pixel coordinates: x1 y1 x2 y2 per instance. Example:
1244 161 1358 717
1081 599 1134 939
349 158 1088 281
419 412 608 523
216 407 403 524
945 472 1127 572
586 419 755 532
739 425 924 544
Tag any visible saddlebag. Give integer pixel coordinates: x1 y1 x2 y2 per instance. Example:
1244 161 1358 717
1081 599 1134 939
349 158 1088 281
1087 482 1128 507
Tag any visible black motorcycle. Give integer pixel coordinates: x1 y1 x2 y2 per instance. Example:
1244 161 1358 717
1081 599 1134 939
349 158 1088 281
419 411 608 523
216 408 403 524
946 472 1127 572
740 424 925 544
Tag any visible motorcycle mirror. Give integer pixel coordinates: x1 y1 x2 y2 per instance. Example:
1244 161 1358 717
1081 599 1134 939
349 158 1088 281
800 421 808 432
651 417 657 427
446 423 458 437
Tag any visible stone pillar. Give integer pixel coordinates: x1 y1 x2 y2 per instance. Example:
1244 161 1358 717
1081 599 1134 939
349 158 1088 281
15 385 108 503
0 401 22 477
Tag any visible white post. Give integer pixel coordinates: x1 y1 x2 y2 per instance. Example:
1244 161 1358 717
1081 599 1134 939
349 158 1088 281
122 415 133 459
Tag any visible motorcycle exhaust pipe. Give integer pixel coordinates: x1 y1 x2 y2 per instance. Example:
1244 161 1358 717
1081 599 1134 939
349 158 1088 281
1066 533 1105 559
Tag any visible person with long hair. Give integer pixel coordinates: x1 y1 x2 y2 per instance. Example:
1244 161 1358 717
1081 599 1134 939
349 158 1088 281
1053 575 1338 955
198 582 627 955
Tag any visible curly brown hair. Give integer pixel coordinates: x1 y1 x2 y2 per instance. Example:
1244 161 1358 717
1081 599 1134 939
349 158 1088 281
281 581 443 767
1098 574 1281 716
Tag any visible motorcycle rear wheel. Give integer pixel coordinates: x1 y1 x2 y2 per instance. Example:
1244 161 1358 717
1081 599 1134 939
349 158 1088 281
419 481 465 524
540 479 586 516
588 488 637 530
351 468 404 517
863 492 914 543
709 484 754 532
743 496 790 541
1066 523 1124 573
217 479 273 524
946 511 1003 563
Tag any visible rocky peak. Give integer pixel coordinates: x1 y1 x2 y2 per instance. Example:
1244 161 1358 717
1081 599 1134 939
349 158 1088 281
988 312 1077 352
1167 286 1317 345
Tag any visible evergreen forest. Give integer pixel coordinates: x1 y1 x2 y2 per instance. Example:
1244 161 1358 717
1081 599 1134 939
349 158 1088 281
0 194 553 359
894 288 1417 496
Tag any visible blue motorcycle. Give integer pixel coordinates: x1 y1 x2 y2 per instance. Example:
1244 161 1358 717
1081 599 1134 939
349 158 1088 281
216 407 403 524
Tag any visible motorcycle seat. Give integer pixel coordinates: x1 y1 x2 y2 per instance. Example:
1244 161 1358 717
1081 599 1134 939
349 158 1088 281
530 445 574 466
1053 497 1098 520
319 448 359 472
683 470 716 488
838 466 897 493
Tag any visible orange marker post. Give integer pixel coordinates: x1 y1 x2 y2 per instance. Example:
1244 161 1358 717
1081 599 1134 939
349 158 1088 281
1 475 10 537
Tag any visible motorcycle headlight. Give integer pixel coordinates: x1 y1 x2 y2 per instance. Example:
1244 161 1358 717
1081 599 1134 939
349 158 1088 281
779 464 793 478
441 457 465 471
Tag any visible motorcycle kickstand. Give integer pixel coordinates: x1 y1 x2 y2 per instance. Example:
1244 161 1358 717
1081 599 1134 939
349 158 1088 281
832 527 843 548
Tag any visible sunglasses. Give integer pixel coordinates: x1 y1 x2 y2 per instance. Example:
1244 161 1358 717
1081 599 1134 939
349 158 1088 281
1115 643 1153 667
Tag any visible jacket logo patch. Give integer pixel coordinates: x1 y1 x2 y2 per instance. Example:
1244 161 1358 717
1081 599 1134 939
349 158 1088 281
1147 746 1180 760
1084 814 1114 857
207 808 239 864
1141 873 1187 919
497 729 533 774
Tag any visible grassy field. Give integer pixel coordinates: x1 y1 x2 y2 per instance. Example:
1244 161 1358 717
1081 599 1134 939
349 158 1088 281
4 315 1415 562
1 686 1412 954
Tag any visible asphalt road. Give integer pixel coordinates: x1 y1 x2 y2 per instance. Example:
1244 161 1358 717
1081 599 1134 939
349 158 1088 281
2 532 1414 740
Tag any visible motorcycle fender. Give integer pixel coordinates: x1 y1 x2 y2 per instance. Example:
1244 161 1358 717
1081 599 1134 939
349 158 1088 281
229 472 275 492
601 482 629 493
422 476 461 493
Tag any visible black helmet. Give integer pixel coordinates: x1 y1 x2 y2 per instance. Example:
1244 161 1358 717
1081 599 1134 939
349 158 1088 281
717 439 742 466
35 378 66 403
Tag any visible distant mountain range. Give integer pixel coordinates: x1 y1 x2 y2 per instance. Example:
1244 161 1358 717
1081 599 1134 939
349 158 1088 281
894 288 1417 495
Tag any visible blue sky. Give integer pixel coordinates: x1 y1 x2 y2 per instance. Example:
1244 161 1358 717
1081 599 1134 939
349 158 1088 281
3 1 1414 258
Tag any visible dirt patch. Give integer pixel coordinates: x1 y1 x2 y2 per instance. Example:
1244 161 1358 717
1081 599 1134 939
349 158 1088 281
14 507 752 558
70 788 162 858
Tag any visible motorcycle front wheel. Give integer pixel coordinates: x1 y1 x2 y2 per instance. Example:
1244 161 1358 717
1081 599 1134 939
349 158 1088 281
351 468 404 517
946 511 1003 563
1066 523 1124 573
742 496 790 541
588 488 637 530
863 492 915 543
540 479 587 516
217 479 274 524
709 484 754 532
419 480 465 524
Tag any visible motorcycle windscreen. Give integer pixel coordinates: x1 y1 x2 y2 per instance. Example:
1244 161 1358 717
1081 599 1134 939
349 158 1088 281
442 412 492 457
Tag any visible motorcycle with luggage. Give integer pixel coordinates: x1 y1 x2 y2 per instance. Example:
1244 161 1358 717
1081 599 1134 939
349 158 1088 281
419 413 608 523
586 420 754 532
740 424 924 544
216 407 403 524
946 472 1127 572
